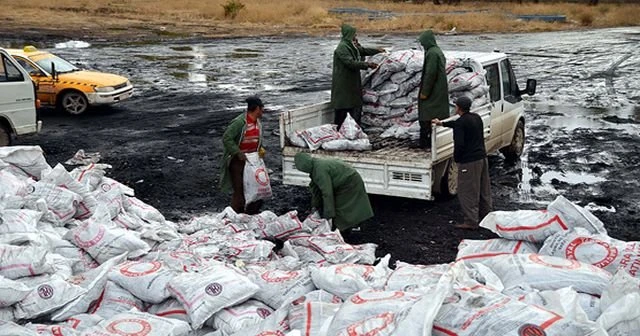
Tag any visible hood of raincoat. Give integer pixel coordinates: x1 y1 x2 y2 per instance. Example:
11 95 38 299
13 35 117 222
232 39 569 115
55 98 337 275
294 152 314 174
341 24 357 42
418 30 437 50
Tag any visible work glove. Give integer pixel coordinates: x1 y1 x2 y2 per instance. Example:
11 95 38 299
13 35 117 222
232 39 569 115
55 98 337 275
259 147 266 159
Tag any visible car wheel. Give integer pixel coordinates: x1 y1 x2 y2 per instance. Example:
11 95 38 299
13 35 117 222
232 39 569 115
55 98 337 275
501 120 525 160
61 91 89 115
438 159 458 199
0 124 11 147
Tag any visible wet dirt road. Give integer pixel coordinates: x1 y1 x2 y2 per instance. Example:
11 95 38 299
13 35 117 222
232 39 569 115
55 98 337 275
6 27 640 265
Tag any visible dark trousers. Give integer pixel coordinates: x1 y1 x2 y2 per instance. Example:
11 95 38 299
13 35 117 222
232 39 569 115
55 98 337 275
229 156 263 215
457 158 492 226
419 120 431 149
334 107 362 129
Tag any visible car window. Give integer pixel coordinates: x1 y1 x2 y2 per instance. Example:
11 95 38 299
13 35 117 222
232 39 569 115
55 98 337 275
483 63 500 102
35 54 78 74
500 59 520 103
0 55 25 82
15 57 41 75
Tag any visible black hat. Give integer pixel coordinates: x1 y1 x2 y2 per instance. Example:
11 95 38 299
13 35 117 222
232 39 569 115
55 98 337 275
246 96 264 110
455 96 472 113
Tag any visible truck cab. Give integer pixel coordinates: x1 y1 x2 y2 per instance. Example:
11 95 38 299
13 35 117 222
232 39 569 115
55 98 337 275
280 51 536 200
0 48 42 146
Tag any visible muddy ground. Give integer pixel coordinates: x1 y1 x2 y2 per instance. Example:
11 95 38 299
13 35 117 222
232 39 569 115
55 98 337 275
5 27 640 265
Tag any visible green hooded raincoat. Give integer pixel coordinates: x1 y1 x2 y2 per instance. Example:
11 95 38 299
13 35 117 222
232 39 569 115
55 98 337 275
331 24 382 110
219 113 263 193
294 153 373 231
418 30 450 122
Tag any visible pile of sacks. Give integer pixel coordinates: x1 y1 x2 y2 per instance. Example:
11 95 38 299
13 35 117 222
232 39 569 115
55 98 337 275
360 50 491 140
1 145 639 336
287 113 371 152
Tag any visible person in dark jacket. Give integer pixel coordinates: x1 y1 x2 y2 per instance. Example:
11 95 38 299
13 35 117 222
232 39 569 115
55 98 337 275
432 96 492 229
294 152 373 233
219 96 267 215
418 30 450 149
331 24 384 128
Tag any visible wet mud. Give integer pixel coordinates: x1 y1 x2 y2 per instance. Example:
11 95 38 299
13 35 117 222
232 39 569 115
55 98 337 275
5 27 640 265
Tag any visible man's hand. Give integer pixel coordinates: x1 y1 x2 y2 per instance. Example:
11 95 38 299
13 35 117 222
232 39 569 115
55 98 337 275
367 62 378 69
237 152 247 161
431 118 443 126
420 94 428 100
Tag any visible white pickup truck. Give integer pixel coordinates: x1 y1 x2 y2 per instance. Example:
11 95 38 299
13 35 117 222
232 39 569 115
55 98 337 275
279 51 536 200
0 48 41 146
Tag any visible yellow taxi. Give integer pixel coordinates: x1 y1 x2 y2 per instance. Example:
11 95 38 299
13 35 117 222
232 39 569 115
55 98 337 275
8 46 133 115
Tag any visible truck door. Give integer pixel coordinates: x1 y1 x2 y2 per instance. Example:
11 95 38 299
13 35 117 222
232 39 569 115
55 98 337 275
14 56 56 106
483 62 503 152
0 53 34 132
499 58 523 146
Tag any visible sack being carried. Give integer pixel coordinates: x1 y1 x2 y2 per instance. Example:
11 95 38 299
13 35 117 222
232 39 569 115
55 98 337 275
243 152 272 205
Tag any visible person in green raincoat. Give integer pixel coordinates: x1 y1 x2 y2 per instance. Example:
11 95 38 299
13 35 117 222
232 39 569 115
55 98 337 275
417 30 450 149
331 24 384 128
219 96 267 215
294 152 373 232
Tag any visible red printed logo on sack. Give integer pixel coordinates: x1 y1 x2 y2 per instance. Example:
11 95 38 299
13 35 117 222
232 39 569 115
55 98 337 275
74 223 105 249
529 254 581 270
255 167 270 186
120 261 162 277
205 283 223 296
350 291 405 304
519 324 547 336
346 312 395 336
336 265 374 278
256 332 284 336
261 270 299 283
101 183 112 192
257 307 272 318
106 318 152 336
37 284 54 299
566 237 619 268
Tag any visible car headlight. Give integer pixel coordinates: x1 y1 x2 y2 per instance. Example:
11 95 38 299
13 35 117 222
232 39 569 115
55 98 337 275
94 86 115 93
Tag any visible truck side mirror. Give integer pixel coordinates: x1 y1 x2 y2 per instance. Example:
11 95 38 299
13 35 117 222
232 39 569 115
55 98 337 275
51 62 57 80
524 79 536 96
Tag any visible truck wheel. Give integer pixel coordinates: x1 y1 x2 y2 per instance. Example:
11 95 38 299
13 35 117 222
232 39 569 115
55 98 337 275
61 91 89 115
439 159 458 199
0 124 11 147
501 120 525 160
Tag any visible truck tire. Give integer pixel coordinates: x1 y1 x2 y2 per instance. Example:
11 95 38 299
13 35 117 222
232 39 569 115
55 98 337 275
500 120 525 161
0 123 11 147
61 91 89 115
439 159 458 199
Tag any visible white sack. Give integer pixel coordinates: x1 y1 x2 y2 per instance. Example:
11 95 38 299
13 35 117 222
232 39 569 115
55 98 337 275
109 260 177 304
299 124 342 151
82 310 191 336
456 238 538 262
243 152 272 206
479 253 612 295
310 255 391 300
250 268 316 309
91 281 145 319
0 244 50 279
208 299 274 335
339 113 363 140
167 264 260 329
15 275 86 320
0 275 32 307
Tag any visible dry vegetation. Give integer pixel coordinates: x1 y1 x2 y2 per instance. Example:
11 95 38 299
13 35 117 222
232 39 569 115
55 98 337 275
0 0 638 39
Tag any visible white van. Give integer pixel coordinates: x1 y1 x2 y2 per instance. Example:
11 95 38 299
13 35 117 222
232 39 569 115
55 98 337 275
0 48 42 146
280 51 536 200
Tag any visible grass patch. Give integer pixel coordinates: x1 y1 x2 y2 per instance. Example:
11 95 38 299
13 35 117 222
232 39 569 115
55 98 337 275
170 46 194 51
170 72 188 79
1 0 637 37
167 63 190 70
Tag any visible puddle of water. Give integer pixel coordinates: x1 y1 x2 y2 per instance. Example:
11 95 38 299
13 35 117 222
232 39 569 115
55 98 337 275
540 171 606 185
171 46 193 51
55 40 91 49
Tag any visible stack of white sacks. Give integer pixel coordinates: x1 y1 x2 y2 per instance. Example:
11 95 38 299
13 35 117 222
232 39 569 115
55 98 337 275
0 145 638 336
360 49 491 140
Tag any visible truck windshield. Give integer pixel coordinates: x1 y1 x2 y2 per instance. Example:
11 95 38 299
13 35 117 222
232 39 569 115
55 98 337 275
35 55 79 74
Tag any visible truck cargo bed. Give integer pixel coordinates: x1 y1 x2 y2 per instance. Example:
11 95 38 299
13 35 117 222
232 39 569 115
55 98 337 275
282 134 431 163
